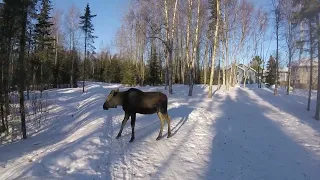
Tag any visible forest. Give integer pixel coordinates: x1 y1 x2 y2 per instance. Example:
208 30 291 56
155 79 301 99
0 0 319 140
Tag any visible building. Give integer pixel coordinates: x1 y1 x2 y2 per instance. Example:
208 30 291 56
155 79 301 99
279 67 288 82
225 64 257 84
291 58 318 89
261 67 288 86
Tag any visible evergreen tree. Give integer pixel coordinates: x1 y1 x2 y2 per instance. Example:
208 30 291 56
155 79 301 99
17 0 33 139
0 0 17 133
266 55 277 85
250 56 263 88
148 48 161 86
34 0 54 95
250 56 262 71
121 60 135 86
80 3 97 92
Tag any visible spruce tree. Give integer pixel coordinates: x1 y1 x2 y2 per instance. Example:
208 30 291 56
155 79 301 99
80 3 97 92
121 60 135 86
34 0 53 96
148 48 161 86
17 0 34 139
266 55 277 86
0 0 20 133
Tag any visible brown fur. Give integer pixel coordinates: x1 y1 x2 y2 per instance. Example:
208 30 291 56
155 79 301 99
103 88 172 142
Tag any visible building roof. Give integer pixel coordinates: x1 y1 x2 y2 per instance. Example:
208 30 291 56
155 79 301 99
238 64 257 73
225 63 257 73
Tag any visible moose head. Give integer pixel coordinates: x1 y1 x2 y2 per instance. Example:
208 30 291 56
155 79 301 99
103 88 120 110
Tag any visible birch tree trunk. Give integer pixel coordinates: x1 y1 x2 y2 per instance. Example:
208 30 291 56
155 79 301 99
314 14 320 120
307 19 313 111
274 5 280 96
224 2 229 91
164 0 178 94
185 0 192 87
222 40 226 90
218 56 221 87
287 21 292 95
188 0 201 96
243 69 247 88
204 33 210 85
208 0 220 98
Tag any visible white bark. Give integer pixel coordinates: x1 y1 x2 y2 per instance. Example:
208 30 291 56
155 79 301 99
208 0 220 98
188 0 201 96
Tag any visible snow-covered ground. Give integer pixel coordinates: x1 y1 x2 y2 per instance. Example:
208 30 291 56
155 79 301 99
1 82 320 180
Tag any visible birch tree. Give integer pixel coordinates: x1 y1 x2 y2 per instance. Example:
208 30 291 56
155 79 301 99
188 0 201 96
315 13 320 120
65 4 81 88
208 0 220 98
272 0 283 96
52 9 63 88
163 0 178 94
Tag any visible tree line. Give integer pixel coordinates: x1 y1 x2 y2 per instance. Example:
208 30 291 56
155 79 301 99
0 0 103 138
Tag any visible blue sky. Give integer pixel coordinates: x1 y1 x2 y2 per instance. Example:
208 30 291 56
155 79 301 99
52 0 130 53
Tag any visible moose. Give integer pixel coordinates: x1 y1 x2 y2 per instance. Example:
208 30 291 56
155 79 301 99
103 88 173 142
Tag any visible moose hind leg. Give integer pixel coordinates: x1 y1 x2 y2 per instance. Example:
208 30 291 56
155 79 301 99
129 113 136 142
156 112 165 140
116 112 130 139
163 113 172 138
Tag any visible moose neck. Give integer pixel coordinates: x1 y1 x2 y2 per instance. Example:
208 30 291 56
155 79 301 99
114 91 125 106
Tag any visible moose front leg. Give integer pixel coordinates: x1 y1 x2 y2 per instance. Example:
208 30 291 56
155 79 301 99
129 113 136 142
116 112 130 139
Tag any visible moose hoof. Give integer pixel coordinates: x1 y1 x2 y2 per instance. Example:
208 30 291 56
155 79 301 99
156 136 162 141
129 138 134 143
167 133 172 138
116 135 121 139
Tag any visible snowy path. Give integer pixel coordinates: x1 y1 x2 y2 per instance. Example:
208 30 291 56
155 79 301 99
1 83 320 180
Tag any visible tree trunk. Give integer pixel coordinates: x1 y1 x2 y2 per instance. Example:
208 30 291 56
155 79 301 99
222 49 226 90
307 19 313 111
274 6 280 96
54 34 59 88
0 50 4 132
4 41 11 134
224 2 229 91
19 2 28 139
287 21 292 95
258 65 260 88
204 34 209 85
314 14 320 120
188 0 201 96
218 58 221 87
26 28 32 100
185 0 192 91
164 0 178 94
70 48 74 88
168 45 173 94
83 35 86 93
40 50 44 97
1 105 5 133
208 0 220 98
243 69 247 88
